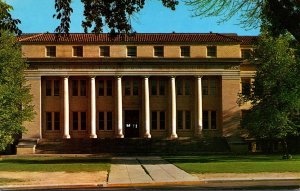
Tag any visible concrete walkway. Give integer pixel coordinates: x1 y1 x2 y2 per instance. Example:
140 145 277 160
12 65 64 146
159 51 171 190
108 156 199 185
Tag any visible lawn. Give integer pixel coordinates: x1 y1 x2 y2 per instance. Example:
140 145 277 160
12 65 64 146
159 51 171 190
164 155 300 173
0 157 110 172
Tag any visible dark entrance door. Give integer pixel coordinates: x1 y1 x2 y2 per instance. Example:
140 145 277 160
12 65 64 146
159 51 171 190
124 110 139 138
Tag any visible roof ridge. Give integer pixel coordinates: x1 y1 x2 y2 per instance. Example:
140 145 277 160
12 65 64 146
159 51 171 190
215 33 241 42
18 33 45 42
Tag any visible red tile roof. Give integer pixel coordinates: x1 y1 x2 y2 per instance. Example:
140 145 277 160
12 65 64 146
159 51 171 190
17 33 257 44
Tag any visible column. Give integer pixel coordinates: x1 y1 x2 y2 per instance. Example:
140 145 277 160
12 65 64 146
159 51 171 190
170 76 178 139
116 76 124 138
63 76 70 139
90 76 97 138
196 76 203 136
144 77 151 138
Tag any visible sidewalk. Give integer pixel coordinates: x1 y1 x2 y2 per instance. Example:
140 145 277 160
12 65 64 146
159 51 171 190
108 156 199 186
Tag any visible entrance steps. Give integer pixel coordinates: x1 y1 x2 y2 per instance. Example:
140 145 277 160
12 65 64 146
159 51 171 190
36 137 230 154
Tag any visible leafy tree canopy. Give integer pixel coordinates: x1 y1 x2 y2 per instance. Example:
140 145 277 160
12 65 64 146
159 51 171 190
185 0 300 42
0 30 34 151
53 0 179 34
238 30 300 154
0 0 21 35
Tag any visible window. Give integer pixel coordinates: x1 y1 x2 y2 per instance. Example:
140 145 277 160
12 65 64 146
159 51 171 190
151 79 157 95
207 46 217 57
46 112 60 131
46 46 56 57
72 112 86 130
202 78 218 96
99 112 104 130
46 79 60 96
127 46 137 57
73 46 83 57
54 112 60 130
180 46 190 57
98 111 113 130
151 111 165 130
241 49 252 59
107 80 113 96
203 111 209 129
54 80 60 96
241 78 251 96
154 46 164 57
124 79 139 96
151 79 166 96
100 46 110 57
151 111 157 130
177 79 191 96
46 112 52 130
177 110 191 130
98 80 104 96
98 79 113 96
72 79 86 96
46 80 52 96
203 110 217 130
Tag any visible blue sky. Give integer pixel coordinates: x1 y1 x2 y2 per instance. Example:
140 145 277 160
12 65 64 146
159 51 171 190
7 0 260 35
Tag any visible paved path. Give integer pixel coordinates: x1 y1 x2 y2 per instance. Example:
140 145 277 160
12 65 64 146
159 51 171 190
108 156 199 185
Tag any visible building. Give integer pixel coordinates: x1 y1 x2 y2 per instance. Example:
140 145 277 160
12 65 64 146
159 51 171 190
17 33 256 149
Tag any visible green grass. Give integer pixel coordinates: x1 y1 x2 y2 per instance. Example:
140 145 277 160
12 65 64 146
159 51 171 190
0 157 110 172
164 155 300 173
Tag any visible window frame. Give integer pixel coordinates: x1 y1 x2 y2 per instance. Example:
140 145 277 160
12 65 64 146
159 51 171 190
46 46 56 57
207 46 217 57
73 46 83 57
180 46 190 57
100 46 110 57
127 46 137 57
154 46 164 57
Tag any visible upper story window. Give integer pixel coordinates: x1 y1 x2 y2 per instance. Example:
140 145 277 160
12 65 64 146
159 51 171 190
98 79 113 96
72 79 86 96
207 46 217 57
100 46 110 57
46 79 60 96
154 46 164 57
46 46 56 57
124 79 139 96
180 46 190 57
151 79 166 96
127 46 137 57
241 49 252 59
202 78 218 96
73 46 83 57
176 79 191 96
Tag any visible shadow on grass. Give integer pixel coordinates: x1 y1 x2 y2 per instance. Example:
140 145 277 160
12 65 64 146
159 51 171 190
164 155 300 164
1 158 110 165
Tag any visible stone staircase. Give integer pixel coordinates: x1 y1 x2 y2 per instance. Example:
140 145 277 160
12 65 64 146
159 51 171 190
36 137 231 154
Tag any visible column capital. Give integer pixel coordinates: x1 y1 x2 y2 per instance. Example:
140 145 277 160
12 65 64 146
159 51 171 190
195 75 203 78
90 76 96 79
115 75 123 79
63 76 69 79
143 76 150 79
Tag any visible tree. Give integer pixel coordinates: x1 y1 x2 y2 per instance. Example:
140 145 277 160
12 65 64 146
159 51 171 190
238 31 300 157
0 30 34 151
53 0 179 34
184 0 300 42
0 0 21 35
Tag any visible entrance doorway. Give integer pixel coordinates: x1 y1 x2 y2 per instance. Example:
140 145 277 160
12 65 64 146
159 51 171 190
124 110 139 138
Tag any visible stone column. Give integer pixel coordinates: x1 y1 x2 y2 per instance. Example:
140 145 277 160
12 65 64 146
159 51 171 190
63 76 70 139
116 76 124 138
170 76 178 139
196 76 203 136
90 76 97 138
144 77 151 138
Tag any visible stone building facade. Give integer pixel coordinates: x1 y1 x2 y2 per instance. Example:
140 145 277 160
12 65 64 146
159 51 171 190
18 33 256 141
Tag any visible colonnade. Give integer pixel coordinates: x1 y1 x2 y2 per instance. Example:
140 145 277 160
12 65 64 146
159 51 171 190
62 76 203 139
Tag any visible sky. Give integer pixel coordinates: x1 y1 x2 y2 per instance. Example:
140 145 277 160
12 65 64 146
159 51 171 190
7 0 260 36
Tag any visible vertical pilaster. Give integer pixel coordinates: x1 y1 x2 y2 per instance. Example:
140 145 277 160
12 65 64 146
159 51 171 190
63 76 70 139
170 76 178 139
196 76 203 136
116 76 124 138
144 77 151 138
90 76 97 138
